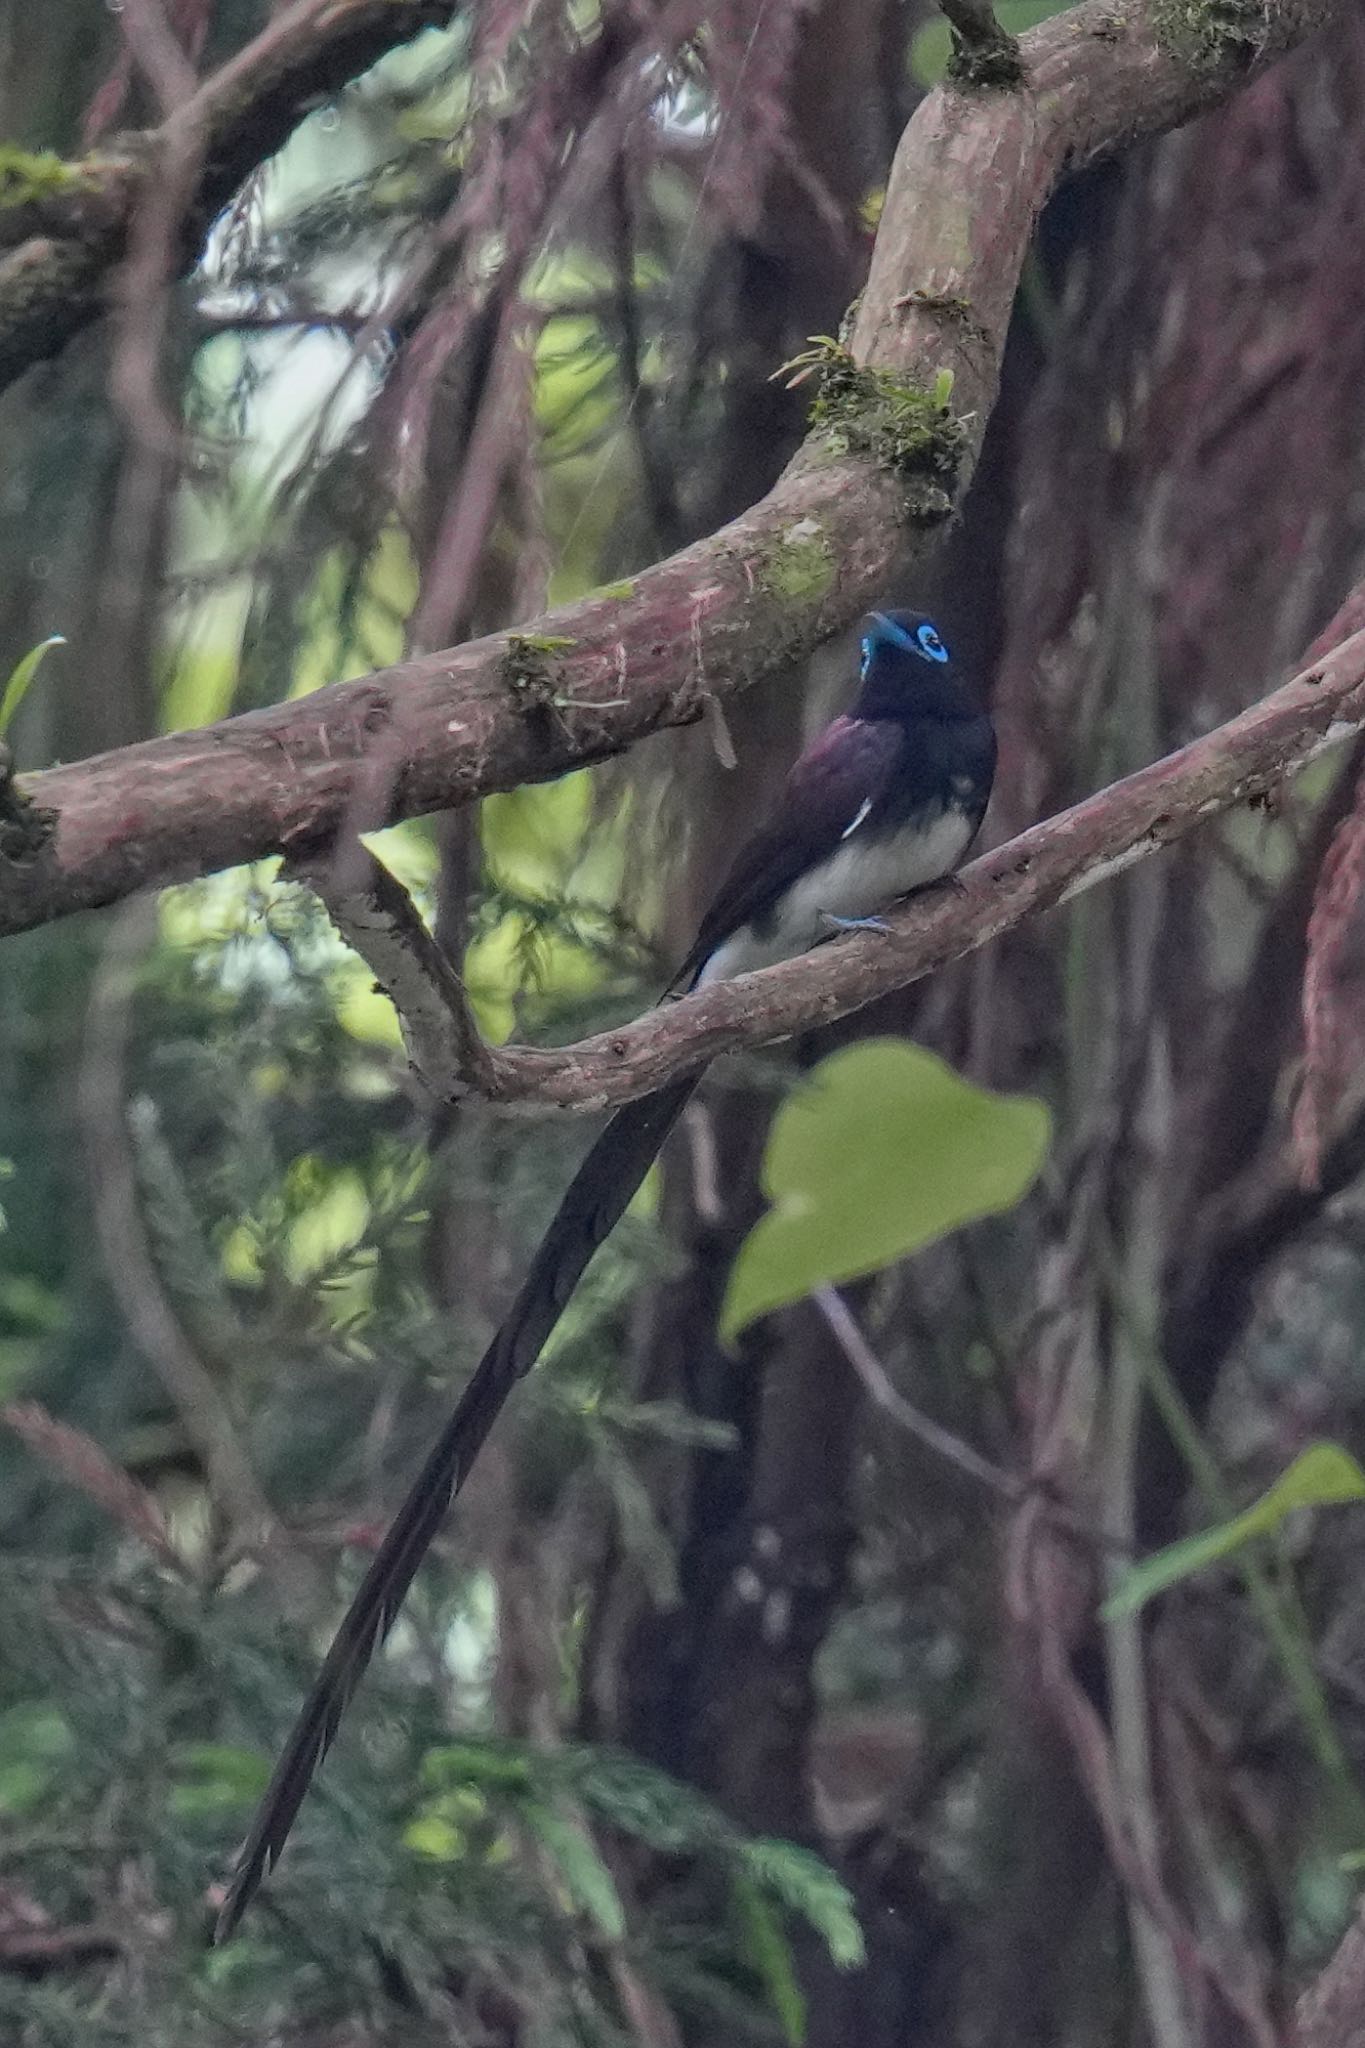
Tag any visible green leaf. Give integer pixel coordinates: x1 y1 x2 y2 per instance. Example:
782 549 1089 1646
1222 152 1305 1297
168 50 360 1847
404 1814 464 1861
598 1452 680 1607
404 1782 487 1860
0 147 78 202
734 1874 807 2045
721 1040 1049 1343
168 1742 270 1817
1103 1443 1365 1619
742 1838 865 1969
596 1397 737 1450
522 1803 626 1939
0 1702 75 1814
0 634 63 738
566 1748 731 1854
421 1740 533 1791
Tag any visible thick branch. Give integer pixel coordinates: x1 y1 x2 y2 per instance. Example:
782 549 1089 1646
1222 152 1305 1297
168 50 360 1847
0 0 458 391
0 0 1343 940
378 630 1365 1112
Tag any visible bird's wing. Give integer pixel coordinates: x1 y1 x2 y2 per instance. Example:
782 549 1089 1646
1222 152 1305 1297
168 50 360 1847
672 715 900 989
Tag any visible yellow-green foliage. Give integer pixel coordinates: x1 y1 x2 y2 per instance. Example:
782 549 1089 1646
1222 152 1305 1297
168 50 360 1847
471 773 637 1043
161 526 418 729
0 145 78 209
528 247 668 603
159 633 247 733
289 527 419 696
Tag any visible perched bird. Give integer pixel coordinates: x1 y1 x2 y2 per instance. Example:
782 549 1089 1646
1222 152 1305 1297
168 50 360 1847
215 607 996 1941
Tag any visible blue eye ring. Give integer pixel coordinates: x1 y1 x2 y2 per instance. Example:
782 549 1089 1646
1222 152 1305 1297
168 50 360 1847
859 635 872 679
864 612 951 666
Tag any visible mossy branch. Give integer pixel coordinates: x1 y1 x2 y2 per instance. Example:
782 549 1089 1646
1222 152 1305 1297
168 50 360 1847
937 0 1025 84
779 338 966 519
0 0 1348 939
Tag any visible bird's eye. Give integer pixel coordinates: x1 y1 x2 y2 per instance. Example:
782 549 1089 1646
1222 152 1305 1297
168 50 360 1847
915 622 949 663
860 636 872 679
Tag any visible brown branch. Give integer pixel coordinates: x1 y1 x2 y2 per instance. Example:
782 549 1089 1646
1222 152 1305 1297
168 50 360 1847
0 1924 123 1974
333 628 1365 1112
814 1286 1126 1558
1294 1903 1365 2048
0 0 1343 939
0 0 459 392
936 0 1024 86
816 1285 1027 1499
294 845 509 1100
116 0 200 117
0 1398 181 1572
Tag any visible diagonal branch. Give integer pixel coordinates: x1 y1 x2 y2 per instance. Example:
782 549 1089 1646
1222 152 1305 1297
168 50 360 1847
329 628 1365 1112
0 0 1344 940
294 845 511 1100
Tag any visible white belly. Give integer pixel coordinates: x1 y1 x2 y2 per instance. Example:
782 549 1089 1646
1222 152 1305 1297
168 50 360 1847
695 805 973 986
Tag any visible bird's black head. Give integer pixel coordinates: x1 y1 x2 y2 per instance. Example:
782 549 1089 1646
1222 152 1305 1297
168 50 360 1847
855 608 974 724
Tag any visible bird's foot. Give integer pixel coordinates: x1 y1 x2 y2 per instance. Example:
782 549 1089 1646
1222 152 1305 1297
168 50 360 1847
820 911 893 937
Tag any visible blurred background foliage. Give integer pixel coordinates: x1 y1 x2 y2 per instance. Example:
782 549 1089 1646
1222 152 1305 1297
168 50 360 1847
4 4 1365 2046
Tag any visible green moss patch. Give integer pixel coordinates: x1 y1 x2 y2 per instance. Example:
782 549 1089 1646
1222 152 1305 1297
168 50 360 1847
782 337 966 521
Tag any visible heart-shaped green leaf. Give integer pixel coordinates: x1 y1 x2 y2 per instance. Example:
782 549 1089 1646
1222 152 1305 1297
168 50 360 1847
720 1040 1049 1343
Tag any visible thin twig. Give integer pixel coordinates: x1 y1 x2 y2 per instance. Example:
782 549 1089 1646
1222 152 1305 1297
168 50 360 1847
814 1286 1128 1557
1031 1592 1280 2048
167 0 341 135
77 900 308 1600
293 844 507 1100
815 1286 1020 1498
1099 1026 1196 2048
116 0 200 116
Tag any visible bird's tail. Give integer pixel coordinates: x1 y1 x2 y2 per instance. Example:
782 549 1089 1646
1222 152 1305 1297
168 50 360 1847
215 1071 701 1943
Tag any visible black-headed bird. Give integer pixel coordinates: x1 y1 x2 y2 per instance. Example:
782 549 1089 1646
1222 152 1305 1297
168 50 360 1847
216 606 996 1940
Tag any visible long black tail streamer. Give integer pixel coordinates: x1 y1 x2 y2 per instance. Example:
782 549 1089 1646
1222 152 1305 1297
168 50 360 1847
215 1072 700 1942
